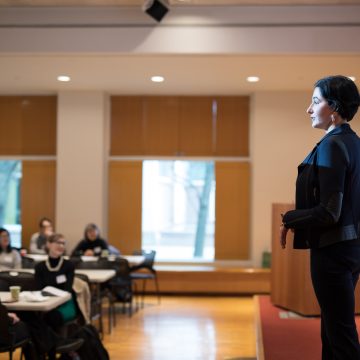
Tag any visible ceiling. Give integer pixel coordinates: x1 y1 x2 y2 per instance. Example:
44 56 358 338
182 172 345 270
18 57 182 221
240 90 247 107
0 2 359 95
1 0 359 6
0 54 359 95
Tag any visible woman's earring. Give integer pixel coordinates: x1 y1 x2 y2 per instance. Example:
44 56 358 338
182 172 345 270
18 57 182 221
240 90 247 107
331 114 335 122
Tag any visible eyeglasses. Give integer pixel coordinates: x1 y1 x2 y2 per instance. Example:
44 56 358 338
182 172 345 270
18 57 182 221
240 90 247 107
54 241 66 246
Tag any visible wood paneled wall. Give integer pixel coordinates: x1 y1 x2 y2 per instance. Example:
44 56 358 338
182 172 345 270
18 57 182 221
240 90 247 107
111 96 249 157
215 96 249 156
109 96 250 259
215 162 250 259
111 97 144 155
21 161 56 248
0 96 56 155
178 97 214 156
108 161 142 254
0 96 57 248
144 97 179 155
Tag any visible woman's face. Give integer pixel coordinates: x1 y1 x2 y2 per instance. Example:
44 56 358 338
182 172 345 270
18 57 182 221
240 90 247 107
307 87 334 131
40 220 53 236
47 237 66 258
0 231 10 249
87 228 98 241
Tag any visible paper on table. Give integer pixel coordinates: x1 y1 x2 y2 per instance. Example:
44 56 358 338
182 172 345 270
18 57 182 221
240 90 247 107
81 256 98 262
42 286 70 298
20 291 49 302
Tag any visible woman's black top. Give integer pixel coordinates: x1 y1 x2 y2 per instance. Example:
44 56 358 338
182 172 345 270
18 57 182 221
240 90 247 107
71 238 108 257
283 124 360 248
34 257 74 293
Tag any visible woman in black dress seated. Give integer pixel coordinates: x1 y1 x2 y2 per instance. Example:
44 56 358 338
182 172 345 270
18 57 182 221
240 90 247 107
35 233 78 331
71 223 108 257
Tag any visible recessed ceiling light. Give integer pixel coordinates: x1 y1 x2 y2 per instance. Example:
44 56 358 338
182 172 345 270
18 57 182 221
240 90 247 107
151 76 165 83
246 76 260 83
348 76 356 82
57 75 71 82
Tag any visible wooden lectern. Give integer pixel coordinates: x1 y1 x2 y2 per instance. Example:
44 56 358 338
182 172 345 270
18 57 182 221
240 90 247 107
271 203 360 316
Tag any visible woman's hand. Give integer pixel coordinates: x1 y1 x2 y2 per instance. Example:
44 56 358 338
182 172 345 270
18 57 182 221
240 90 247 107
8 312 20 324
280 224 294 249
280 224 289 249
84 249 94 256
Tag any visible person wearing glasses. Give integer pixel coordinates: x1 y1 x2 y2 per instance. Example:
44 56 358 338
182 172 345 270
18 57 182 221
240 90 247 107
34 234 78 333
29 217 54 254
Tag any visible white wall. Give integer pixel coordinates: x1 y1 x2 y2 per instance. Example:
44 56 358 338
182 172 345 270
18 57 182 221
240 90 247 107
251 91 360 266
56 91 109 252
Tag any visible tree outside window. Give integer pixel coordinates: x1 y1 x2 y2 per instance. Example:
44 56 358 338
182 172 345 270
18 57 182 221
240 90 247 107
142 160 215 261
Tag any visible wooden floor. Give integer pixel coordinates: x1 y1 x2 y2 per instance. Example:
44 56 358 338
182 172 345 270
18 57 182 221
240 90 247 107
4 295 257 360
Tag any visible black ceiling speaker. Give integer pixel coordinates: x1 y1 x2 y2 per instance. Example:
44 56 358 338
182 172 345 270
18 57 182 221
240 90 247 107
143 0 169 22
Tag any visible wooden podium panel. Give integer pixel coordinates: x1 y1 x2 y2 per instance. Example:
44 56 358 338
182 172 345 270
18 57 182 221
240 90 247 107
271 203 360 316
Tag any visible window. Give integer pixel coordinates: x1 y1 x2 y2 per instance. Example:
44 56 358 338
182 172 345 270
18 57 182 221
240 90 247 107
0 161 22 248
142 160 215 261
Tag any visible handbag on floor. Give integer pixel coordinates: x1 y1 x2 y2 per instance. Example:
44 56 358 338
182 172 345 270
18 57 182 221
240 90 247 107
71 324 109 360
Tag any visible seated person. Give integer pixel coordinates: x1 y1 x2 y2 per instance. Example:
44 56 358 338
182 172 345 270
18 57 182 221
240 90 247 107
2 303 82 360
0 227 21 269
35 233 78 333
0 302 36 359
71 223 108 257
29 217 54 254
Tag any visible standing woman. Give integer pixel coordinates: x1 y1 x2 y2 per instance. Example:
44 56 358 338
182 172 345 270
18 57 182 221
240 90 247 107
35 233 77 331
0 227 21 269
280 75 360 359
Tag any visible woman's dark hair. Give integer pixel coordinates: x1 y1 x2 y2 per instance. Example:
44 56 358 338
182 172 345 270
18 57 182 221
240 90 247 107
84 223 100 240
0 227 12 253
39 217 52 228
315 75 360 121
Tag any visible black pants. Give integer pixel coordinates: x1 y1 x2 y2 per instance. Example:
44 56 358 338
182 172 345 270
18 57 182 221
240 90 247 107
311 241 360 360
18 311 58 357
0 321 37 360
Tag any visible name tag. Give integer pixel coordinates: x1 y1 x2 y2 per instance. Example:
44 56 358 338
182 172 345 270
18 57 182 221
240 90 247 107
56 274 67 284
4 256 12 263
94 247 102 254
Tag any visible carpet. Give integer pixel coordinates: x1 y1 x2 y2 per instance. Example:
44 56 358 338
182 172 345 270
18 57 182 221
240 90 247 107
255 295 360 360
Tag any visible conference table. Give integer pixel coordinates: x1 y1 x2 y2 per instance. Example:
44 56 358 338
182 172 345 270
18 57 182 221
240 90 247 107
24 254 145 266
0 271 115 337
0 290 71 312
3 255 145 334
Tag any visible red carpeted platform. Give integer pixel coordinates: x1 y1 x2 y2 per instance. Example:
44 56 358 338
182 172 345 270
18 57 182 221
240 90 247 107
256 295 360 360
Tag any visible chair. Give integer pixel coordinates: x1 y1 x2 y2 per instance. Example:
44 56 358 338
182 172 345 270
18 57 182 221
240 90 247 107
106 258 136 317
21 256 35 269
55 337 84 356
0 271 37 291
74 261 106 335
0 279 8 291
75 260 122 334
73 274 91 326
130 250 160 308
0 304 31 360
